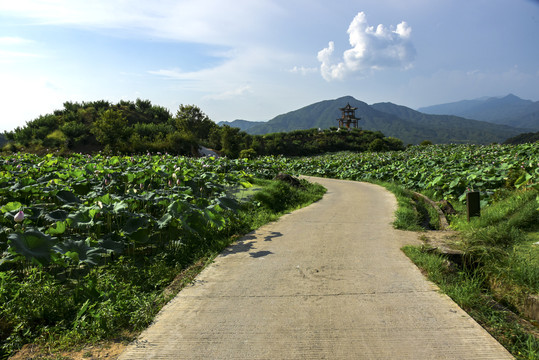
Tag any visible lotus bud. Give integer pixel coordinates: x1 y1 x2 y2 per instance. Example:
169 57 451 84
14 210 24 223
168 180 172 187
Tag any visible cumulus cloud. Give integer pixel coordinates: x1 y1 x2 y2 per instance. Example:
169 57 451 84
318 11 416 81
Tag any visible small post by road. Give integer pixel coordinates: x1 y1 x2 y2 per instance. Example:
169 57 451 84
466 191 480 222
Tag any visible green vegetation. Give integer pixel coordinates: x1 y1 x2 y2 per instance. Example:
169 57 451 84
3 99 404 157
277 143 539 205
403 244 538 360
1 134 538 359
371 182 440 231
505 131 539 145
450 190 539 308
4 101 208 155
0 152 324 358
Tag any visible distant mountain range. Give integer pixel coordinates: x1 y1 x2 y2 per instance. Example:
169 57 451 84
218 96 528 145
418 94 539 130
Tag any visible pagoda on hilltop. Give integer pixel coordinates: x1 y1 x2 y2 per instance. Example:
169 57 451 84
337 103 360 129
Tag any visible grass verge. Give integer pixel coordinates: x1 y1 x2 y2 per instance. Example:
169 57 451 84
2 178 325 360
403 245 539 359
372 181 440 231
381 183 539 359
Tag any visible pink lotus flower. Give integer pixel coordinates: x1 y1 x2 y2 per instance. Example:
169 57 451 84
14 210 24 223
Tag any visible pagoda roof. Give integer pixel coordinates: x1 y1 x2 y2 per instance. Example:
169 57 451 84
339 103 357 111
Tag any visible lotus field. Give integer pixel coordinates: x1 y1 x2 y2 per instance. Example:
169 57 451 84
1 143 537 270
0 153 285 270
281 143 539 205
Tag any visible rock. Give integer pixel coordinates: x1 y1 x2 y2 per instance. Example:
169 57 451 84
274 173 302 188
437 199 457 216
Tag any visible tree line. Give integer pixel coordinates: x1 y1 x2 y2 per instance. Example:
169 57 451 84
3 99 405 157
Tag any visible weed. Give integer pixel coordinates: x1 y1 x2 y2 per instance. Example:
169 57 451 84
374 182 440 231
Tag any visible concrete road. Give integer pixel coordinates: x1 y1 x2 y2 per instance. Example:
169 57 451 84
119 177 513 359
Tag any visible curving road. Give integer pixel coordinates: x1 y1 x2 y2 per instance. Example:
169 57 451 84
119 177 513 359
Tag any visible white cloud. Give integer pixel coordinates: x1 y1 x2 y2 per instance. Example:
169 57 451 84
0 36 41 63
318 11 416 81
289 66 318 75
0 36 34 45
0 50 42 63
0 0 282 46
148 45 293 95
203 85 252 100
148 68 192 80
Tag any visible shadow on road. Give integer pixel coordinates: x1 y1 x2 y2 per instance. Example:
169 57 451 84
250 250 273 258
264 231 283 242
221 231 281 258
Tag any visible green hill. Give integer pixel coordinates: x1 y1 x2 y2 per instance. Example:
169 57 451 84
217 119 259 131
418 94 539 130
370 102 523 144
503 131 539 145
242 96 524 145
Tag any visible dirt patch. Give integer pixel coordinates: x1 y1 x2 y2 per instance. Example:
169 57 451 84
9 341 127 360
420 230 463 251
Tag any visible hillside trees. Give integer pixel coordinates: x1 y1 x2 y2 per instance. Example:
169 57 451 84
91 109 131 152
3 99 406 156
175 104 217 143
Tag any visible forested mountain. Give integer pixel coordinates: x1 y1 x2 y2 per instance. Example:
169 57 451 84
217 119 258 131
418 94 539 130
370 102 523 144
238 96 524 145
503 131 539 145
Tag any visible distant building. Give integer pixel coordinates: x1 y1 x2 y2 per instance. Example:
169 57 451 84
337 103 360 129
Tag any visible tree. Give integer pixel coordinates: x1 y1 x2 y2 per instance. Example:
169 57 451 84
220 126 241 158
175 105 217 141
368 138 389 152
91 109 131 152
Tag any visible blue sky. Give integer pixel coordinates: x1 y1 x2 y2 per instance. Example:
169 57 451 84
1 0 538 132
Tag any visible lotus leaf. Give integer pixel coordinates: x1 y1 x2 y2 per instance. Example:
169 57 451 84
8 229 56 265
